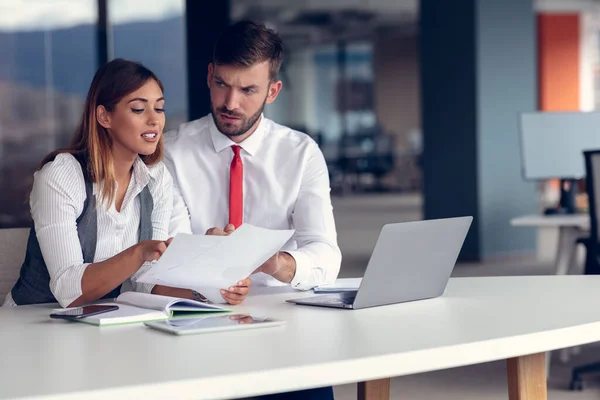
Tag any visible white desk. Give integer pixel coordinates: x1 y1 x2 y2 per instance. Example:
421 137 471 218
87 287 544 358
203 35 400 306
3 276 600 400
511 214 589 275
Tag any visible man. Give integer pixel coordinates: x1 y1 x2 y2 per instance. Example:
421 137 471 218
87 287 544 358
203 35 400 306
166 20 341 294
164 21 341 399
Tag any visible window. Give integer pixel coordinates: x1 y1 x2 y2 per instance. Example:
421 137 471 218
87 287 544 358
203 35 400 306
0 0 96 228
109 0 188 130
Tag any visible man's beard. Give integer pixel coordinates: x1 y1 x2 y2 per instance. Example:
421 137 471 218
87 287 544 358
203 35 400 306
211 99 266 138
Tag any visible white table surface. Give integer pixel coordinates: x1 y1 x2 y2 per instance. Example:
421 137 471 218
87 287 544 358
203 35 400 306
3 276 600 400
510 214 589 228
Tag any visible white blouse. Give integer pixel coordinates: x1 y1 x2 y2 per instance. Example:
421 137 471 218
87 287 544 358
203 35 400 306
3 153 173 307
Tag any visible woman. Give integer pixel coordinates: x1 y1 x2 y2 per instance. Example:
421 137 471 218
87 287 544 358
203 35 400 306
4 59 249 307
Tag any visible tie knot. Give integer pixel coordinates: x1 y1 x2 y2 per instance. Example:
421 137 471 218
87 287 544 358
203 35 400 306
231 145 241 157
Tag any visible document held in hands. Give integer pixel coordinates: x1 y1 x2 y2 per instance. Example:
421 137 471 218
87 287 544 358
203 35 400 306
137 224 295 302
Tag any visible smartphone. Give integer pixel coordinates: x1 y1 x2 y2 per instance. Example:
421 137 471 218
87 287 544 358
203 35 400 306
50 305 119 320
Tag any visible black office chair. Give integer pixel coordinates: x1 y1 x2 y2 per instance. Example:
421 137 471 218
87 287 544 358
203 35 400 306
570 149 600 391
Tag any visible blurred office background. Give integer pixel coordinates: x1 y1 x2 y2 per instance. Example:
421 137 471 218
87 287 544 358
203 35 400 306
3 0 598 257
3 0 600 397
0 0 421 229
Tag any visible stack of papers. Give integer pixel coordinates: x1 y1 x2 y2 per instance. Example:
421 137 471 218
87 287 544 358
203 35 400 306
137 224 295 302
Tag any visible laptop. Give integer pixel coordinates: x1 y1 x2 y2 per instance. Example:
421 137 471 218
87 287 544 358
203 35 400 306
286 216 473 310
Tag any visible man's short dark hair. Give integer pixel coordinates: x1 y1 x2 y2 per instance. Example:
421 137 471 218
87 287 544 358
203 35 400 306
213 20 284 80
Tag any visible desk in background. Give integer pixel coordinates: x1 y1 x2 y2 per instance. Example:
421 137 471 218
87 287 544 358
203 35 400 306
510 214 589 275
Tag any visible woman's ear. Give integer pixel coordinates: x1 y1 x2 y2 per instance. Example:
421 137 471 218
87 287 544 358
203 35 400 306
96 105 111 129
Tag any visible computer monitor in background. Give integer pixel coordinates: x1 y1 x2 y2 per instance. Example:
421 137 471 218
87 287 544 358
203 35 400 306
519 111 600 214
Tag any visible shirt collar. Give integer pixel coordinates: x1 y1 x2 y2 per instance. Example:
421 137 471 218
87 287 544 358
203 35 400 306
208 113 266 156
132 156 152 187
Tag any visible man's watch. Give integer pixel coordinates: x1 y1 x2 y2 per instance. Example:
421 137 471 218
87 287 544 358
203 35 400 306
191 290 210 303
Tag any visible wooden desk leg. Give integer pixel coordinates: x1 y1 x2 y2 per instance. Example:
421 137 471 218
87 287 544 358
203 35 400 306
358 378 390 400
507 353 547 400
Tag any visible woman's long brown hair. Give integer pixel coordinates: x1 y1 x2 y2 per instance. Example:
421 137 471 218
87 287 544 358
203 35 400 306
40 58 164 208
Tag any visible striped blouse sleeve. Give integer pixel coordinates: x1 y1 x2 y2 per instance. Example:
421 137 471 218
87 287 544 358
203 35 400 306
30 154 89 308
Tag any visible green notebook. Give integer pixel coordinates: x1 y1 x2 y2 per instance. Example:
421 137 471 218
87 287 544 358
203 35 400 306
51 292 230 326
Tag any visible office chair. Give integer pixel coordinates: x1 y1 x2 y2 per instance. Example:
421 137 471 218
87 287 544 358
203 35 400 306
570 149 600 391
0 228 29 301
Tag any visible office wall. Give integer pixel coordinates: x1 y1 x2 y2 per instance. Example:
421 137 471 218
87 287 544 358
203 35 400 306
421 0 537 260
421 0 480 259
476 0 538 257
185 0 230 120
538 14 580 111
536 13 580 262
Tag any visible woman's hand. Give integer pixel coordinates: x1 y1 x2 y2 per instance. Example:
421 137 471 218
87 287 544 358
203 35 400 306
137 238 173 263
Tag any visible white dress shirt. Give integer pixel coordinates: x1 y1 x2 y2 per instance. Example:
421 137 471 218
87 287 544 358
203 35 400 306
164 114 342 290
3 153 172 307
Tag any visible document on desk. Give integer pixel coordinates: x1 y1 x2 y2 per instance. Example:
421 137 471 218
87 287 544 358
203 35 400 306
137 224 295 302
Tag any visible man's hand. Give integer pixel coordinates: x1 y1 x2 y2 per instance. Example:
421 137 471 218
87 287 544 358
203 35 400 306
205 224 251 305
253 252 297 284
206 224 235 236
220 277 252 305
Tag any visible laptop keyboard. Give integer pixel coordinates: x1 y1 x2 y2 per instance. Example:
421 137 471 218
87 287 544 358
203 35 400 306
316 293 356 305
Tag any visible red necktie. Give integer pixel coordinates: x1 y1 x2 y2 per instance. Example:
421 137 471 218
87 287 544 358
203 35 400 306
229 145 243 228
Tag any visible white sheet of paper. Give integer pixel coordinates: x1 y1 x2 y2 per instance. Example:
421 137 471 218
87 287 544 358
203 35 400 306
137 224 294 302
138 234 225 280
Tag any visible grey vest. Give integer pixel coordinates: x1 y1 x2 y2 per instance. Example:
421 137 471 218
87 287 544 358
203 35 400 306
11 159 154 305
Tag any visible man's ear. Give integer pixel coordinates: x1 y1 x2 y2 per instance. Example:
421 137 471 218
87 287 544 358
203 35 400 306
266 80 282 105
96 105 111 129
207 63 214 89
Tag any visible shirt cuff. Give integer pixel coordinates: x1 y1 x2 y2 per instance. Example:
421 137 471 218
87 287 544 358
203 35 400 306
286 250 313 290
51 262 90 308
134 282 156 294
131 261 156 294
